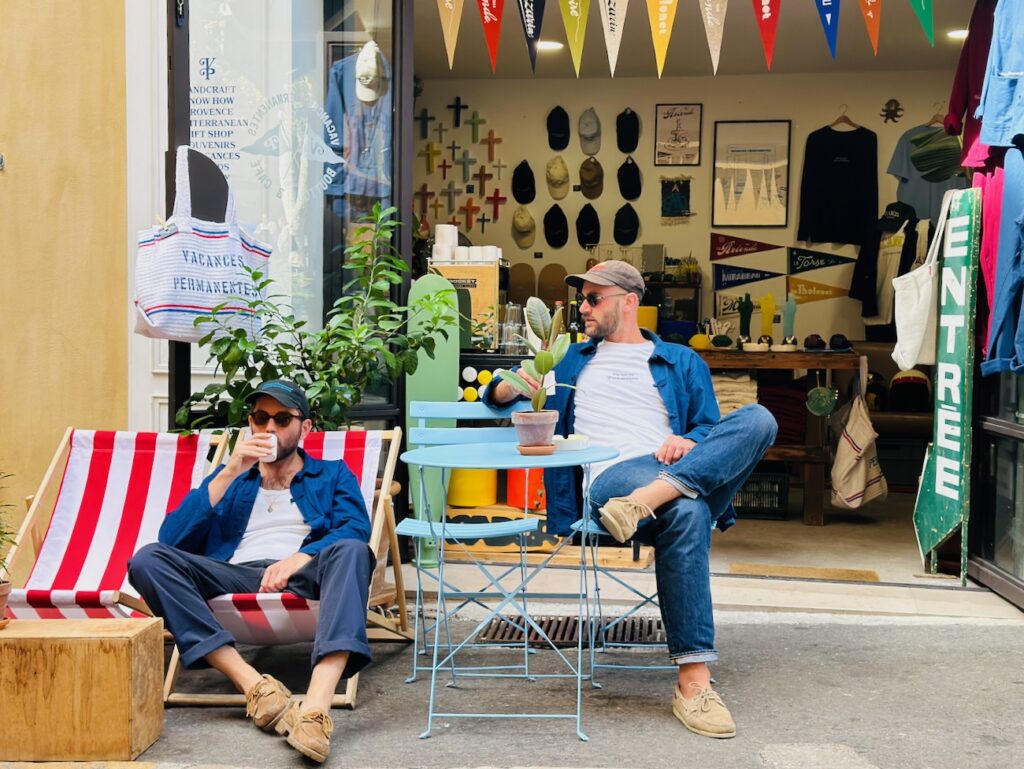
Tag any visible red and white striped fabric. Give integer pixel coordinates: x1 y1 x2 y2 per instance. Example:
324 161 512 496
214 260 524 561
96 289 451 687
7 430 212 620
208 430 383 645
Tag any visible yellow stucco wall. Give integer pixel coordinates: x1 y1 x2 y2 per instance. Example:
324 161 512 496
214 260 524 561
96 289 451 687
0 2 128 519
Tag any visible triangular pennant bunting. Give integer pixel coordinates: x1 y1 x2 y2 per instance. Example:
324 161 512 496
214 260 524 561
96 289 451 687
559 0 591 77
476 0 506 73
517 0 548 71
714 264 784 291
858 0 881 55
646 0 679 78
786 275 849 304
787 247 857 275
906 0 933 46
437 0 466 69
598 0 630 76
814 0 841 59
699 0 729 75
710 232 783 261
752 0 781 69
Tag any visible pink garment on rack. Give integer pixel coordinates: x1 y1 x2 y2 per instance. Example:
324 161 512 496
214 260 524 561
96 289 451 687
975 166 1005 354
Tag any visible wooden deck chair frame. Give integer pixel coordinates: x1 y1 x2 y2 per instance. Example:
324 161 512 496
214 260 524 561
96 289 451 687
162 426 411 709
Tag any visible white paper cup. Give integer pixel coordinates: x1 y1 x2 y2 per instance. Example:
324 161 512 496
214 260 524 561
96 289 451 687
258 433 278 463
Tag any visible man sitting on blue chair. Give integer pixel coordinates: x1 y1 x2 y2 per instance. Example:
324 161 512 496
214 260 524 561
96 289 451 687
485 260 777 739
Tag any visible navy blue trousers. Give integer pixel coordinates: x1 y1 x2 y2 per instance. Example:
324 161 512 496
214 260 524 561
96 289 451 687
128 539 374 678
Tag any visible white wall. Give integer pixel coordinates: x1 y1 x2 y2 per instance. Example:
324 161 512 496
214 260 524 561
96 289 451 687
415 68 954 342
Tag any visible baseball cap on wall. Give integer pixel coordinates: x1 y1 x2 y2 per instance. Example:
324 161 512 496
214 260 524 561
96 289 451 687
354 41 385 102
579 107 601 155
565 259 645 295
511 205 536 248
512 160 536 204
579 157 604 200
544 204 569 248
546 156 570 200
613 203 640 246
547 106 570 150
616 108 639 153
576 204 601 248
244 379 311 418
617 157 641 200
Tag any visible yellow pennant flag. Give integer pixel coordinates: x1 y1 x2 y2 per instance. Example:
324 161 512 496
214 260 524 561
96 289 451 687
559 0 592 77
646 0 679 78
437 0 466 70
786 276 849 304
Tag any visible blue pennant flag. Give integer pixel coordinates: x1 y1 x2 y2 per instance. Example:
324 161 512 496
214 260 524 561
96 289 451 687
517 1 547 72
714 264 784 292
814 0 841 59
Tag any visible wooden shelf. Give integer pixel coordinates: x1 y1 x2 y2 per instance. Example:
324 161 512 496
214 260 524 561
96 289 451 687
764 444 830 464
695 350 862 370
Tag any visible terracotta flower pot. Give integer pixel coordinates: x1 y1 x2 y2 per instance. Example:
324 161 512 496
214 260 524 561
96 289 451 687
511 410 558 455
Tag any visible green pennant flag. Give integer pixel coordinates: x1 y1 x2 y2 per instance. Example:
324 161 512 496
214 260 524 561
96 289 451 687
906 0 934 46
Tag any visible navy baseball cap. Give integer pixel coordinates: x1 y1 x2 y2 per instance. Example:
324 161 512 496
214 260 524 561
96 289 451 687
244 380 311 418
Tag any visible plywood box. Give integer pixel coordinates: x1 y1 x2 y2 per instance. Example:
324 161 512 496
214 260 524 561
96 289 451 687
0 618 164 760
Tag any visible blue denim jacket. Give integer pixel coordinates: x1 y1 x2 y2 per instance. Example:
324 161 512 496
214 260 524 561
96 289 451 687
977 0 1024 148
158 449 371 560
485 330 724 536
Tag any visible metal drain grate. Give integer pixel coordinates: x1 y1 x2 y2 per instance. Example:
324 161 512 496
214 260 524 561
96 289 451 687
478 615 666 647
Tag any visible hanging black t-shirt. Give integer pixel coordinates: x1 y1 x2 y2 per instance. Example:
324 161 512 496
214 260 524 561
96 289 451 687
797 126 878 247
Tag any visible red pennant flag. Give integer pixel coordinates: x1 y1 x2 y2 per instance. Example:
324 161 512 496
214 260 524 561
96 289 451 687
710 232 783 261
476 0 506 73
752 0 781 69
858 0 881 55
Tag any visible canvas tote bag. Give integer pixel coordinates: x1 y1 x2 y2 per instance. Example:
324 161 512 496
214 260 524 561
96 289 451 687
830 395 888 510
890 189 956 369
133 146 271 343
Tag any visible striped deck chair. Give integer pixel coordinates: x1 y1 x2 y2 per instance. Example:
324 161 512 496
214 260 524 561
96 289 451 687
162 427 410 709
3 428 216 621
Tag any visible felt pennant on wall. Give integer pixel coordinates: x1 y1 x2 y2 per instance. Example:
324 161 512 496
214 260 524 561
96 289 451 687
598 0 630 76
437 0 466 69
786 275 849 303
906 0 933 46
476 0 506 73
787 247 856 275
716 291 761 318
710 232 782 261
814 0 841 59
752 0 781 69
858 0 881 55
516 0 548 71
646 0 679 78
714 264 783 291
699 0 729 75
559 0 592 77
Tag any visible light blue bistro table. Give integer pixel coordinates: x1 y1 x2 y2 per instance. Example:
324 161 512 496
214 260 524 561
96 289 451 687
398 441 618 741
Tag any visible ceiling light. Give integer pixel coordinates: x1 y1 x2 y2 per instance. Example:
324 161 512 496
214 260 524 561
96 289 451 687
946 29 969 41
536 40 564 52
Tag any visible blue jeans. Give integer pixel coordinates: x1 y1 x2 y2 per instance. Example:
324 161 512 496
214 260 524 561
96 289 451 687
588 405 778 664
982 146 1024 375
128 539 374 678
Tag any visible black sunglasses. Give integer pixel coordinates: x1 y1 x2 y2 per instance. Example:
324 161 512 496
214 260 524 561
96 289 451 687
250 410 303 427
576 291 629 307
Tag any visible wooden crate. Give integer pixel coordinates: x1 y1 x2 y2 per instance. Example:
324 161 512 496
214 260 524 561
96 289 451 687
0 618 164 760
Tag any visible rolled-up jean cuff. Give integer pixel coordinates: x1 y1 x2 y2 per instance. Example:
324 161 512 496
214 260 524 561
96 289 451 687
670 649 719 665
312 638 372 679
658 471 700 499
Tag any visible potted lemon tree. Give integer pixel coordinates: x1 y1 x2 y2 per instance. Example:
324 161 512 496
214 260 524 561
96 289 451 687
494 297 570 455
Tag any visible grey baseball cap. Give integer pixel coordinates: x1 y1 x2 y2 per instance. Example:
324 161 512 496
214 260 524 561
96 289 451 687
244 379 311 418
565 259 645 296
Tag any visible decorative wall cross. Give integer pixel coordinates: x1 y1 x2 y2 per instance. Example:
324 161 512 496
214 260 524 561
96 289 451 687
418 142 441 174
472 165 494 197
459 197 481 231
492 158 508 180
441 181 464 213
414 108 435 140
456 150 478 182
448 216 461 227
467 110 487 143
477 212 492 234
438 158 453 181
447 96 469 127
479 129 503 162
446 140 462 161
414 183 436 216
433 121 448 143
429 196 445 220
485 188 508 221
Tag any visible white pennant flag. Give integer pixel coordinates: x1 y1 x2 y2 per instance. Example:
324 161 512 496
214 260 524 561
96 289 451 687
699 0 729 74
598 0 630 76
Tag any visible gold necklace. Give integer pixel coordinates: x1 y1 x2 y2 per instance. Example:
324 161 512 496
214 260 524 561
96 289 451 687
264 488 292 513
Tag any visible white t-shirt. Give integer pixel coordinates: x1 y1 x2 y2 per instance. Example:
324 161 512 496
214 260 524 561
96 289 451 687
572 340 672 483
229 487 311 565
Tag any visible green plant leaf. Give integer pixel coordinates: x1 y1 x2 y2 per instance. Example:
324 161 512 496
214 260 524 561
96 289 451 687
495 368 534 398
548 307 563 349
531 388 547 411
521 359 540 381
526 297 551 341
550 333 570 366
535 349 554 374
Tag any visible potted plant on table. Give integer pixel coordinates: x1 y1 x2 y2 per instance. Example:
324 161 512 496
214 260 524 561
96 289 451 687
0 472 16 629
495 297 571 456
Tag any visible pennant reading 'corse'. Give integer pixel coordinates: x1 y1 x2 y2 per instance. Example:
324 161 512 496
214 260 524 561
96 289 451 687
559 0 592 77
699 0 729 75
858 0 881 55
714 264 784 291
646 0 679 78
598 0 629 76
787 247 857 275
477 0 506 73
437 0 466 70
907 0 934 46
752 0 781 69
710 232 782 261
786 275 849 304
517 0 548 72
814 0 841 59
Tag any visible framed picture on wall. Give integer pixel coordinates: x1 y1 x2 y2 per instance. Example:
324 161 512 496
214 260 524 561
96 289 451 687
712 120 791 228
654 104 702 166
